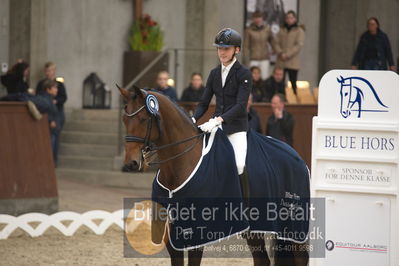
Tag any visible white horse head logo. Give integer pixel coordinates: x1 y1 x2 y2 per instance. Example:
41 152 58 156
337 76 388 118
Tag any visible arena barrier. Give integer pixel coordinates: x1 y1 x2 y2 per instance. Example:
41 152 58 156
0 210 125 239
0 102 58 215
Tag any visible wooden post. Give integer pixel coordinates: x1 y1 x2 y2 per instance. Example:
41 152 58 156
134 0 143 21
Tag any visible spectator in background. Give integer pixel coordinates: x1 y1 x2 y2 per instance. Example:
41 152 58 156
273 10 305 95
0 60 44 120
264 67 285 102
2 77 63 162
153 70 177 102
180 73 205 102
40 79 60 164
0 60 30 95
352 17 395 71
36 62 67 128
36 62 67 164
244 10 274 79
266 93 294 146
250 66 266 102
247 93 262 134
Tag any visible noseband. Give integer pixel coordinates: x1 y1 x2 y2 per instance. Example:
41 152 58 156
124 104 159 152
123 93 205 167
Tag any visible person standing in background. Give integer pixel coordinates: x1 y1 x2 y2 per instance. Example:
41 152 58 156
266 93 294 146
273 10 305 95
244 10 274 79
153 70 178 102
247 93 262 134
352 17 395 71
40 79 60 164
264 67 285 102
36 62 67 164
180 73 205 102
1 61 30 95
36 62 67 127
250 66 266 102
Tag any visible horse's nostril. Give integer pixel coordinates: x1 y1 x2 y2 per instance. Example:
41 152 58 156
122 160 140 172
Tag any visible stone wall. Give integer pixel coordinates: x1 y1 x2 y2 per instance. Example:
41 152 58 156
46 0 132 109
0 0 9 95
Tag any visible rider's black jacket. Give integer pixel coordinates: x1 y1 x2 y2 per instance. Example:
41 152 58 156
193 60 252 135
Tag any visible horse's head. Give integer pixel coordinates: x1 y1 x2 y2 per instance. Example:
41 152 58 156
118 86 161 172
337 76 351 118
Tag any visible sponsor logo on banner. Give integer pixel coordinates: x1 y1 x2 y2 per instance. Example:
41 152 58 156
325 239 388 254
325 240 335 251
337 76 388 118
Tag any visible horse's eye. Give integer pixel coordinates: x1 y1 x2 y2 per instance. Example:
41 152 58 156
344 92 348 96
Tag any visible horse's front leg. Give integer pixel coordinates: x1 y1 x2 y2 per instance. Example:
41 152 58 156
166 240 184 266
274 240 310 266
188 247 204 266
292 242 309 266
246 232 270 266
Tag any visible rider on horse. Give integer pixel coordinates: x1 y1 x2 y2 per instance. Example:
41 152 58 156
192 28 252 200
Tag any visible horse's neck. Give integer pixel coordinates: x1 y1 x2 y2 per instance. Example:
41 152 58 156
156 106 202 190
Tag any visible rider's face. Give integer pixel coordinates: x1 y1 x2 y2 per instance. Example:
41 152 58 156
217 47 239 66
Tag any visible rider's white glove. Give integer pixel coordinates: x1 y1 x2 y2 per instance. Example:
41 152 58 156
199 118 221 133
191 117 196 124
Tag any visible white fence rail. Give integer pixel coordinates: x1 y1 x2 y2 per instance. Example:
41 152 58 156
0 210 124 239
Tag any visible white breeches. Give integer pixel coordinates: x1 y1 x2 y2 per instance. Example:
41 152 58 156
250 59 271 80
227 131 247 175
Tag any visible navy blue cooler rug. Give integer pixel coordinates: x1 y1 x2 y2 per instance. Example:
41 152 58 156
152 128 310 251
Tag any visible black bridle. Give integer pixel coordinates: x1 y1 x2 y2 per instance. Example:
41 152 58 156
123 97 205 167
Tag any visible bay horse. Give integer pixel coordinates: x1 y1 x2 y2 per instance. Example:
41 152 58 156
119 86 309 266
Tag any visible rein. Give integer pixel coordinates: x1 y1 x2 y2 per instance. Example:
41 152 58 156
123 103 205 166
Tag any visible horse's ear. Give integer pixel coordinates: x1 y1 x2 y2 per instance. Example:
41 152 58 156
133 85 145 99
116 84 130 100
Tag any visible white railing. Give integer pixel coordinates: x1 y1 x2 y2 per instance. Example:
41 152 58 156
0 210 125 239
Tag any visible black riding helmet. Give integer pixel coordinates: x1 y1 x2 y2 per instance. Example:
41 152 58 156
213 28 242 48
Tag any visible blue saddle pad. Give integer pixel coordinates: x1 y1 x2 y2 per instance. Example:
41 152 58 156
152 128 310 251
152 129 249 250
246 129 310 243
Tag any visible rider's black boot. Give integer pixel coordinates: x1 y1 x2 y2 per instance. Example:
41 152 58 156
239 167 250 207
